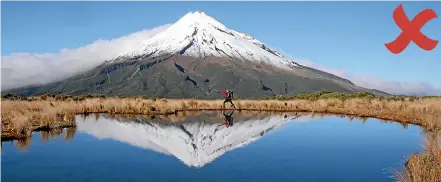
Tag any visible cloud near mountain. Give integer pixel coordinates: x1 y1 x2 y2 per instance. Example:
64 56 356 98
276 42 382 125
1 22 439 96
1 24 170 90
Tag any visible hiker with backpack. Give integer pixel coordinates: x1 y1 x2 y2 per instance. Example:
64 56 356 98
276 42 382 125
218 89 236 109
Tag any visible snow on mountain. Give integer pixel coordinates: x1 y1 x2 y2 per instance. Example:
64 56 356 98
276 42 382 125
76 114 311 167
113 10 300 69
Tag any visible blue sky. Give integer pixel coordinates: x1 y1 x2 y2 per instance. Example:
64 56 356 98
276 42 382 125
1 2 440 94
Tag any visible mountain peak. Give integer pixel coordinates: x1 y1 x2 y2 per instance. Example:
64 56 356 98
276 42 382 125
194 10 207 16
175 10 227 30
188 10 210 18
116 11 300 69
181 10 209 20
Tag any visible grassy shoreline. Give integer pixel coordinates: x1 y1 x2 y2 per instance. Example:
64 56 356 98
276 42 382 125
395 131 441 182
2 95 440 139
2 94 440 181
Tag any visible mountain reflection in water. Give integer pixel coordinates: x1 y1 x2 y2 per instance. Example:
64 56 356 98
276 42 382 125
76 111 312 168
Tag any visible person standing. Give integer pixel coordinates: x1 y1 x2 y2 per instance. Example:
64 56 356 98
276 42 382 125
219 89 236 109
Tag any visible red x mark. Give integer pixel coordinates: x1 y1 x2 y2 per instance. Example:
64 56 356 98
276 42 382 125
385 4 438 54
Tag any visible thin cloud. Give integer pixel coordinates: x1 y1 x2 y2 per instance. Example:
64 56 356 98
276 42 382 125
274 49 441 96
288 57 441 96
1 24 170 90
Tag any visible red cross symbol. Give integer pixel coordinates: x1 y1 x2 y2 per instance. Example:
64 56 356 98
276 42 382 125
385 4 438 54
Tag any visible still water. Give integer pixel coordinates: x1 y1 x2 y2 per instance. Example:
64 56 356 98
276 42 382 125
1 111 424 182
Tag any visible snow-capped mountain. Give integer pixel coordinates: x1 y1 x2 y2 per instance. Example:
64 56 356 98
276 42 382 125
76 113 312 167
113 11 300 69
6 11 389 98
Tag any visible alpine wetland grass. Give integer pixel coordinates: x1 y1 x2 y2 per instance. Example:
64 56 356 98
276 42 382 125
1 92 440 181
395 131 441 182
2 93 440 139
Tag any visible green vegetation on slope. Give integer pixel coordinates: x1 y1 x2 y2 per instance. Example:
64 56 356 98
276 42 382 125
268 90 440 101
3 90 439 102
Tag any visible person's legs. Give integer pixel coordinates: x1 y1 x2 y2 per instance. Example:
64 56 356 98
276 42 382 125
223 100 227 108
229 100 236 109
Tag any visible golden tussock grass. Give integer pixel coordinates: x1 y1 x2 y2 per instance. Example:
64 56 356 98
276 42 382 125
1 97 440 181
2 97 441 139
395 132 441 182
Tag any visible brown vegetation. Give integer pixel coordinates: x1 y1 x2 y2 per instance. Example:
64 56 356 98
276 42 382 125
2 96 440 139
1 95 440 181
395 132 441 182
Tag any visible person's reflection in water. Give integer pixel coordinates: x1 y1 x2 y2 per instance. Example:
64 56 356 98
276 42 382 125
222 110 235 128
